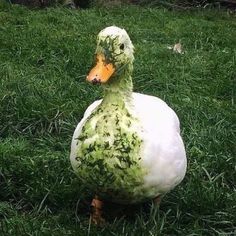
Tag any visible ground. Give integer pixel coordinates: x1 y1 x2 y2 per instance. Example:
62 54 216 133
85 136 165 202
0 3 235 235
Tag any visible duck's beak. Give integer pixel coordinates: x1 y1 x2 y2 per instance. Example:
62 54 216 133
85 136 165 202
86 54 115 85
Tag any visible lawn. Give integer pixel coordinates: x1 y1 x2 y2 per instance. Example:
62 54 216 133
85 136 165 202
0 3 236 235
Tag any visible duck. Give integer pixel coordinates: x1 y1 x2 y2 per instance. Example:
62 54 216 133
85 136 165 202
70 26 187 224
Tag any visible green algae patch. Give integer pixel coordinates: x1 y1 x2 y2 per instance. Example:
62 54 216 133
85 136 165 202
74 103 147 203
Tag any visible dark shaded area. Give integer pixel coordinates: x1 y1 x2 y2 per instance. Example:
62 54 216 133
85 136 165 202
220 0 236 10
9 0 92 8
136 0 236 10
10 0 42 7
7 0 236 9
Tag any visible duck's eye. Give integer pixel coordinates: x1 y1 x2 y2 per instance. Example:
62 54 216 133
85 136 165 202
120 44 125 50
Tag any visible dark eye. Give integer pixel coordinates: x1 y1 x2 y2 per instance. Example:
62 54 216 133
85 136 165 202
120 44 125 50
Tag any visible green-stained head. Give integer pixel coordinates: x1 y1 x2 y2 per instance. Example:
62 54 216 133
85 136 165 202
87 26 134 85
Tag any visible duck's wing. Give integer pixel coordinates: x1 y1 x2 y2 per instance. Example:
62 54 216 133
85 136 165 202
132 92 186 193
132 92 180 134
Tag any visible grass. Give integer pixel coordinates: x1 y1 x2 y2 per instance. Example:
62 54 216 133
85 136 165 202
0 3 236 235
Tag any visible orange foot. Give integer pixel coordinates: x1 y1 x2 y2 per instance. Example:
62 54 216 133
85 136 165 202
90 195 105 225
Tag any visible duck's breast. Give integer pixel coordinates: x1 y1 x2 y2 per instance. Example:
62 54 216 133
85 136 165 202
70 99 102 169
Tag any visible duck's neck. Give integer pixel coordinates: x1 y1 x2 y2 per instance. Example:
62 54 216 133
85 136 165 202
101 64 133 107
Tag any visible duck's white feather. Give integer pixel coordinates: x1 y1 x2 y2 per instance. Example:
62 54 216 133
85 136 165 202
131 93 186 196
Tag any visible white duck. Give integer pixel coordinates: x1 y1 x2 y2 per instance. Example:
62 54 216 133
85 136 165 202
70 26 187 224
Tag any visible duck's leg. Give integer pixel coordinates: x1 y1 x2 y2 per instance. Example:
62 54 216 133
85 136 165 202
90 195 105 225
153 195 162 207
151 195 162 217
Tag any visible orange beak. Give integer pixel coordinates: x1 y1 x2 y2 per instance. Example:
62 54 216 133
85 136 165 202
87 54 115 84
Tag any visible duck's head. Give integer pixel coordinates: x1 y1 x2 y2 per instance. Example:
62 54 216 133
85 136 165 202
87 26 134 85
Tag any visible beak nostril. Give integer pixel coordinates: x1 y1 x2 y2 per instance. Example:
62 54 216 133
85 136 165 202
92 78 101 85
